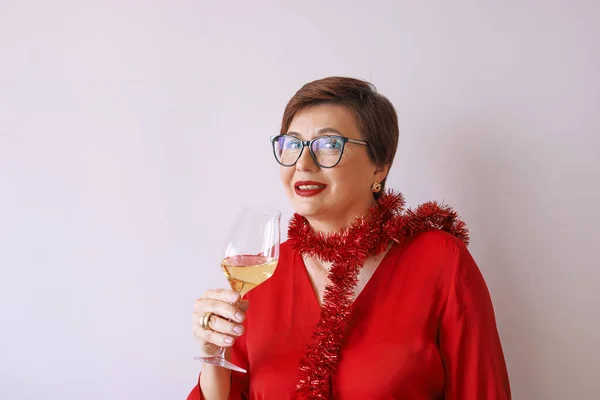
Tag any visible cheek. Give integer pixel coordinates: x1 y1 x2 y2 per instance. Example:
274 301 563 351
328 171 354 193
330 163 373 192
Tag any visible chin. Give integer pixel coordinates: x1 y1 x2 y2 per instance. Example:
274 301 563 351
291 198 328 218
292 203 319 218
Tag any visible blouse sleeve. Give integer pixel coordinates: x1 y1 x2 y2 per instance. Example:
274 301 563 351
439 240 512 399
186 328 250 400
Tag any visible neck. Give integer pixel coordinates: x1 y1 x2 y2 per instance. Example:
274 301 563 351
305 198 378 234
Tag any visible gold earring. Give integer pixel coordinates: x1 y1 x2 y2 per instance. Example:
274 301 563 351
372 182 382 193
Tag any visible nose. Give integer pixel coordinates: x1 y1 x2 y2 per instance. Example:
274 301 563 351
296 144 319 172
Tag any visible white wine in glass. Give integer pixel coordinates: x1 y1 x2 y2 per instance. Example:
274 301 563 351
195 205 281 373
221 255 278 297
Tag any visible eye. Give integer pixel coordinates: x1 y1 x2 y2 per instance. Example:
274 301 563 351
282 138 302 150
315 137 342 150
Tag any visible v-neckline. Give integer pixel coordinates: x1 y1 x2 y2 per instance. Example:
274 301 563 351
298 243 399 315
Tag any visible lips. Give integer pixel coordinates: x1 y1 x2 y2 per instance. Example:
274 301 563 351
294 181 327 197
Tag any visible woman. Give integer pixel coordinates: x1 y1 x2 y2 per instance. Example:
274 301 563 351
188 77 511 399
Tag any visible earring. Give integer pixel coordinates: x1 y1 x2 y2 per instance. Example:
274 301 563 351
371 182 382 193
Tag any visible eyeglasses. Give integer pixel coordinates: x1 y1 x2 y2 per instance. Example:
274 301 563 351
270 134 370 168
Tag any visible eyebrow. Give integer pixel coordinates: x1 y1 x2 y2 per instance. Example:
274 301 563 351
286 127 343 138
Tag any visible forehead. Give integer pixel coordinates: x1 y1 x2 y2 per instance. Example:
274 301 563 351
287 104 361 139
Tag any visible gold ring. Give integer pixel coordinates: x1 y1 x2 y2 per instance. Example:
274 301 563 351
200 312 214 330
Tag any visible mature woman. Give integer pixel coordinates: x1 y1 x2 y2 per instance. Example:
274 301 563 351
188 77 511 399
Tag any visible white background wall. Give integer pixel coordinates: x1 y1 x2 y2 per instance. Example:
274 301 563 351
1 1 598 399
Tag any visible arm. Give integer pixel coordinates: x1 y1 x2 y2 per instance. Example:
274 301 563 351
188 292 251 400
186 337 250 400
439 241 511 399
186 365 230 400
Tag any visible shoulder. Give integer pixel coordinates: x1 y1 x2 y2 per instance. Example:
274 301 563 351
245 239 297 301
281 238 294 253
407 229 485 289
390 229 474 283
403 229 467 259
279 239 297 261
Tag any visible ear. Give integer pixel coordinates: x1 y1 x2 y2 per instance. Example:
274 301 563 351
374 164 390 184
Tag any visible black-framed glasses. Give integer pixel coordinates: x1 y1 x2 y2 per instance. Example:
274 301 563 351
270 134 369 168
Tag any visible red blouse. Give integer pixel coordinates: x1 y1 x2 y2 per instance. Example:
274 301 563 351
187 230 511 399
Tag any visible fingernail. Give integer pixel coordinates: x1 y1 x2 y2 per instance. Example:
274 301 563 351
224 337 234 344
231 293 240 303
235 312 244 322
233 325 244 334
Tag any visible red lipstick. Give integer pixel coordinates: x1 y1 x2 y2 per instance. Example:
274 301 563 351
294 181 327 197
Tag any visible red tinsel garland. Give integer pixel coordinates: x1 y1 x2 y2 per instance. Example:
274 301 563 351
287 191 469 399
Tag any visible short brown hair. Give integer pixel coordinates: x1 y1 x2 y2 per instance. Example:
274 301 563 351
280 76 399 198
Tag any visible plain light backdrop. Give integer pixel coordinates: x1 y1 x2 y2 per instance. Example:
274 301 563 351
1 1 598 399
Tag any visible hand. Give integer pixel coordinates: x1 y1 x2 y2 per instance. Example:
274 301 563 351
193 289 249 357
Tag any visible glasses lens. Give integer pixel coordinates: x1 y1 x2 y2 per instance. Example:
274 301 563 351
311 136 343 167
273 136 302 166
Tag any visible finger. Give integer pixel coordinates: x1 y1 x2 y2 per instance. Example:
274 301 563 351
195 326 236 347
202 299 246 323
193 291 240 313
202 289 240 303
192 312 241 335
238 299 250 313
207 314 245 337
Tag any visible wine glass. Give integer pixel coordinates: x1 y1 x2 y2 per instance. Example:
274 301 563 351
195 205 281 373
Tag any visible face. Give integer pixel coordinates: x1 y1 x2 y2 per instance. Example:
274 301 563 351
279 104 389 230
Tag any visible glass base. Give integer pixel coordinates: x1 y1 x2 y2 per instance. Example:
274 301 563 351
194 355 247 373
